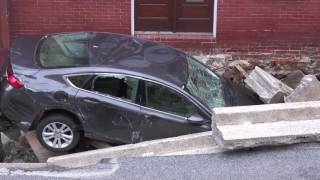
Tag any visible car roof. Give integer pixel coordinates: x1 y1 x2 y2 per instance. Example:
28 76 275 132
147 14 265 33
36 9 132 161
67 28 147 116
10 32 189 88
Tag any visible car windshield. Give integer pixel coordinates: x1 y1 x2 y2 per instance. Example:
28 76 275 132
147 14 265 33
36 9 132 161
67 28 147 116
186 56 225 111
38 32 96 68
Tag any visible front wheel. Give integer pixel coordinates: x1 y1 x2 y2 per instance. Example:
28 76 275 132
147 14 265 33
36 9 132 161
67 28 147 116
36 114 80 152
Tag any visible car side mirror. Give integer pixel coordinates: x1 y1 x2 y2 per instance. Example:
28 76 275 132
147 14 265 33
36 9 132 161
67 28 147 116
187 114 205 125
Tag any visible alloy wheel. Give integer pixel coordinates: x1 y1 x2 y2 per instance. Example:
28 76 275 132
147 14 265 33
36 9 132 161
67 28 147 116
42 122 74 149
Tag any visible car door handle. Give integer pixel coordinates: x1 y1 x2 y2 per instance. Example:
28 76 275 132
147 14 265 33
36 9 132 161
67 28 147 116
83 98 100 104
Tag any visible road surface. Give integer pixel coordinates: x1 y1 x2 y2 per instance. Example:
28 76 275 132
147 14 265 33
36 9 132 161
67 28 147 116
0 143 320 180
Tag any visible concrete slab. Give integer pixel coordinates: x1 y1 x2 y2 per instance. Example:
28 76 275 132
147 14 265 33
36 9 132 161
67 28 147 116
245 66 293 103
212 101 320 150
0 163 47 169
285 75 320 103
47 131 221 168
25 131 64 163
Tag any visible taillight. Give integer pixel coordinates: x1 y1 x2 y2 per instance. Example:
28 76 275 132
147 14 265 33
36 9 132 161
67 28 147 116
6 67 24 89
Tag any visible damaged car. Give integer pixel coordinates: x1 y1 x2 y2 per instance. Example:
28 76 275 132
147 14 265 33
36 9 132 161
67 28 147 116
0 32 261 152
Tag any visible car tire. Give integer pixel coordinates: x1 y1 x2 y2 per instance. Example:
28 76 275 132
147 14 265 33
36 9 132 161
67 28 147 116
36 114 80 152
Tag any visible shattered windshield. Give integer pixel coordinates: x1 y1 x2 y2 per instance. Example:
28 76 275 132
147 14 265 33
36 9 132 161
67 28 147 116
186 56 225 111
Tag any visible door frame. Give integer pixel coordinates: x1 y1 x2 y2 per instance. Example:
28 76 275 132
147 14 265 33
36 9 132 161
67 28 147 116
131 0 218 37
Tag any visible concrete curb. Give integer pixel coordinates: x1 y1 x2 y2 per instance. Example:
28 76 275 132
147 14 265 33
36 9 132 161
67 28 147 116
47 131 220 168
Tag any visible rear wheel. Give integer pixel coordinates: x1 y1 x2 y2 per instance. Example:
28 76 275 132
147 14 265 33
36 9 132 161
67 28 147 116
36 114 80 152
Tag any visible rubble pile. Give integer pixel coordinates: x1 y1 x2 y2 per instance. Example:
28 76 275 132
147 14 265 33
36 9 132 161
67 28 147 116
0 129 38 163
242 66 320 104
2 137 38 163
212 64 320 150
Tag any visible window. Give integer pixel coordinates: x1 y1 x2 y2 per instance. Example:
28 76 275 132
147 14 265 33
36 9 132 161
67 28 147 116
38 32 95 68
67 75 94 90
144 81 198 117
93 75 139 102
135 0 213 33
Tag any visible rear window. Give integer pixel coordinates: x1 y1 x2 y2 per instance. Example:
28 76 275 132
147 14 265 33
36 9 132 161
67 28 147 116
38 32 95 68
67 75 94 89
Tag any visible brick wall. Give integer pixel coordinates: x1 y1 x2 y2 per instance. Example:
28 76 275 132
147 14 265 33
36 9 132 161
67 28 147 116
6 0 320 75
135 33 216 53
138 0 320 56
214 0 320 75
9 0 131 39
217 0 320 45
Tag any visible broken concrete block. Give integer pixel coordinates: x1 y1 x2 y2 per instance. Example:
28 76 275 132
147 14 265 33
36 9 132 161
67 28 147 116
48 131 221 168
1 133 12 145
285 75 320 103
25 131 65 162
281 70 305 89
212 101 320 150
244 66 293 103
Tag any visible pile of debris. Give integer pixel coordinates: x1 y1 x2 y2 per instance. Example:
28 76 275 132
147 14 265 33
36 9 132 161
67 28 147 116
0 120 37 163
213 65 320 150
243 66 320 104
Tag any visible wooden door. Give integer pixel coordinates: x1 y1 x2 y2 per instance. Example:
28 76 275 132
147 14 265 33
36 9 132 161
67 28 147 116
135 0 173 31
176 0 213 32
135 0 213 33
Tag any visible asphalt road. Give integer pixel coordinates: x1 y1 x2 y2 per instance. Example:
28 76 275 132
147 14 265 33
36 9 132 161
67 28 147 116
1 143 320 180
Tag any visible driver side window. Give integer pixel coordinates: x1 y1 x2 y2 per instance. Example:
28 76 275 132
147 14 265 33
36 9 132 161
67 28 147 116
144 81 198 117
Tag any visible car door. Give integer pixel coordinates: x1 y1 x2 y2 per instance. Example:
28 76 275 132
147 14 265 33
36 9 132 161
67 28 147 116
74 74 142 144
139 80 210 141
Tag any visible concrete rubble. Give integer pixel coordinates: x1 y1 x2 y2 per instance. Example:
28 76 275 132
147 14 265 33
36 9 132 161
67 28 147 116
47 131 220 168
281 70 305 89
285 75 320 103
1 132 37 163
212 101 320 150
0 117 38 163
245 66 293 103
25 131 65 163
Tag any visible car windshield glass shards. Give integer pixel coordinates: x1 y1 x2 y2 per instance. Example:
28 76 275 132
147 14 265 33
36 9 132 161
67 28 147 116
38 32 96 68
186 56 225 111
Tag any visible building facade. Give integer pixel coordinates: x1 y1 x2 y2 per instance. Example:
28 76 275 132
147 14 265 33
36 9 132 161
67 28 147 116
1 0 320 75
